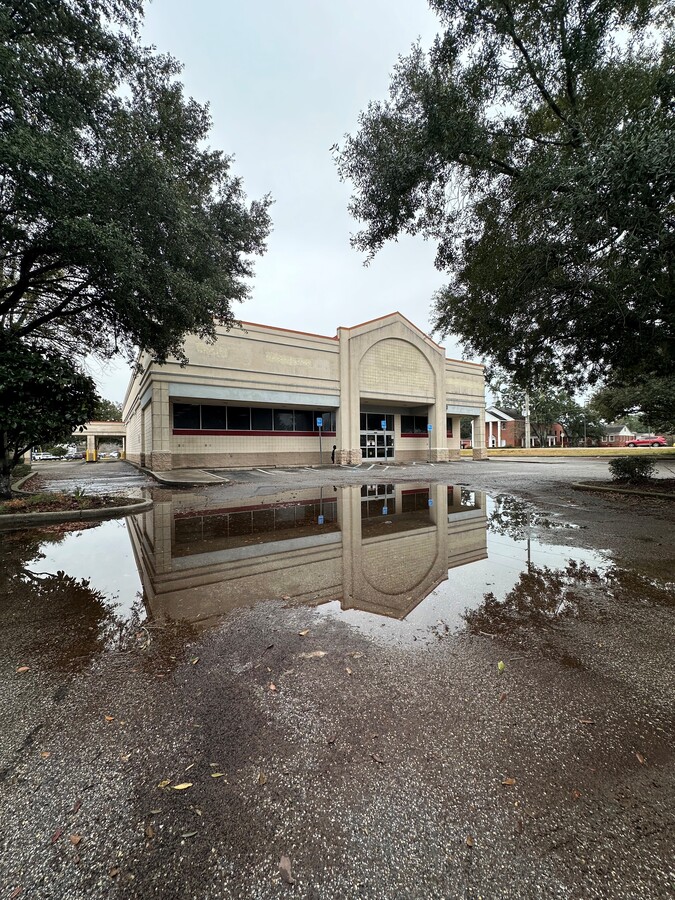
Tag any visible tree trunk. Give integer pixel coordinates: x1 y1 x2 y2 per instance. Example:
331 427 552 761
1 439 14 499
0 468 12 500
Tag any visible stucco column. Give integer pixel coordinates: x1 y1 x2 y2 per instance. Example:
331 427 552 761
472 409 488 460
336 328 362 465
150 382 172 471
85 434 97 463
429 400 448 462
339 480 363 609
447 415 461 460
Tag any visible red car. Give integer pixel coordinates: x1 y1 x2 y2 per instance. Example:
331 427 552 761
626 436 668 447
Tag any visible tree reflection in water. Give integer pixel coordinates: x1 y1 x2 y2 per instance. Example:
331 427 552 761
465 557 675 637
487 494 575 540
1 524 139 672
464 560 603 635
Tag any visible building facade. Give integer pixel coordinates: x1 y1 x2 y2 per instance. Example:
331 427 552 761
127 482 488 625
122 313 487 470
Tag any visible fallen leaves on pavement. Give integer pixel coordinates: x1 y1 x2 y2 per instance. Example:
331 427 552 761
279 855 295 885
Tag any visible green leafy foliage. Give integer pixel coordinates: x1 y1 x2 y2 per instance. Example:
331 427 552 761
490 369 603 445
608 456 656 484
590 377 675 433
93 398 123 421
0 0 271 365
337 1 674 415
0 344 98 496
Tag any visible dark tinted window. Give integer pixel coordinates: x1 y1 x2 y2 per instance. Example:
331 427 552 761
252 408 273 430
228 407 251 430
401 415 414 433
294 409 313 431
366 413 386 430
173 403 200 429
201 405 227 430
274 409 294 431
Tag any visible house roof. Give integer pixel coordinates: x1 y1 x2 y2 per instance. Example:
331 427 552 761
604 424 632 435
487 406 523 421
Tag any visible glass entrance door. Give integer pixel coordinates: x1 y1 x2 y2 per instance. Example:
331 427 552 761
360 413 395 460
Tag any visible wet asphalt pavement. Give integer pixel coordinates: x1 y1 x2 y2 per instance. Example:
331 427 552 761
1 458 673 898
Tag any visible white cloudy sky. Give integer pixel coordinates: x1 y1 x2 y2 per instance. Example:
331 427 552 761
93 0 476 402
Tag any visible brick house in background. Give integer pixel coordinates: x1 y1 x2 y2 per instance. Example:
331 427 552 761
599 424 636 446
484 407 522 447
484 406 568 448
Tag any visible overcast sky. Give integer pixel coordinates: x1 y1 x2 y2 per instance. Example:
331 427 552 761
92 0 475 403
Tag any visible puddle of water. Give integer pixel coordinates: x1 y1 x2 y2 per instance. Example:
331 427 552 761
2 485 673 666
24 519 142 617
0 522 144 671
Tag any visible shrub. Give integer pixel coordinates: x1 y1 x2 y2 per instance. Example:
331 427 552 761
608 456 656 484
11 464 32 480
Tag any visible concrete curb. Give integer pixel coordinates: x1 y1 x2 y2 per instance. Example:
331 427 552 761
0 498 154 530
123 459 230 487
571 481 675 501
11 470 40 493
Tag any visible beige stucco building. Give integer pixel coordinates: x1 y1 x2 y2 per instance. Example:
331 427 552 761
127 483 488 626
122 312 487 470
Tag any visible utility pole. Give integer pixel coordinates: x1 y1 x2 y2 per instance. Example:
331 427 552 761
583 406 587 447
524 391 531 450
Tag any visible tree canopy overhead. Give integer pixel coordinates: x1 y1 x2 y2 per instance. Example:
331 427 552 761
0 0 272 365
337 0 674 396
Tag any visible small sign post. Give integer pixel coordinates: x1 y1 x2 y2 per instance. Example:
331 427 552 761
316 417 323 465
427 422 433 461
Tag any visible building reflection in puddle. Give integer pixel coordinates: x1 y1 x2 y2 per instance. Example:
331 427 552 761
127 484 488 630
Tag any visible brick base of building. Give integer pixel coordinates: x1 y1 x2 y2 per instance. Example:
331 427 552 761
335 448 362 465
448 449 461 461
472 447 489 461
150 452 172 471
429 448 449 462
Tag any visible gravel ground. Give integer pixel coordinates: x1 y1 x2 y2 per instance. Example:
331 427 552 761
1 458 673 898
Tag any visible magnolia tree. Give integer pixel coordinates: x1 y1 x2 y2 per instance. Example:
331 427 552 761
337 0 674 414
0 346 99 496
0 0 271 492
